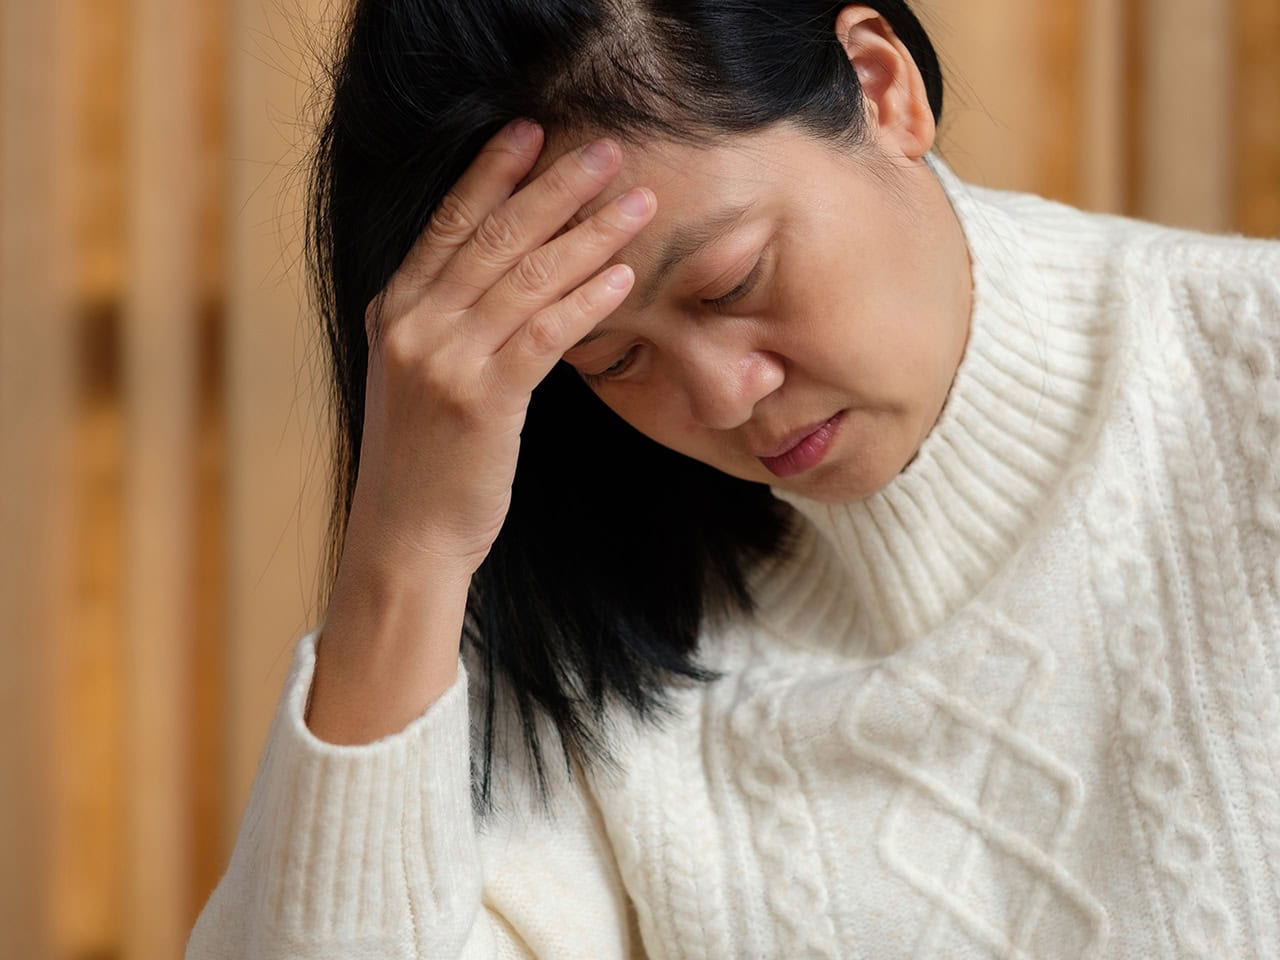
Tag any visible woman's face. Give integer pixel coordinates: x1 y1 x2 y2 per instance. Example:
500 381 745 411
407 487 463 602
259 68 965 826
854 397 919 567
554 123 973 503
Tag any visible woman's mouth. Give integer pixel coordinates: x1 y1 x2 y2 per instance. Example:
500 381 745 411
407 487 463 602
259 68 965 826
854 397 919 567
756 411 846 478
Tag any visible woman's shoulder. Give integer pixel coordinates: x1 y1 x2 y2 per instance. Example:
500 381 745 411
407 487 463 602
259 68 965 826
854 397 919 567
961 175 1279 289
1108 218 1280 356
1086 214 1280 605
990 184 1278 350
1112 216 1280 316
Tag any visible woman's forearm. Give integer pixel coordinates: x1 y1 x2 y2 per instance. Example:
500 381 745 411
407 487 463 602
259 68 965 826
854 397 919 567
306 555 472 746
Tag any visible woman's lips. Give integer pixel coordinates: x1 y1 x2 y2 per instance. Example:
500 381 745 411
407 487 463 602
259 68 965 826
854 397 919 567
757 411 846 478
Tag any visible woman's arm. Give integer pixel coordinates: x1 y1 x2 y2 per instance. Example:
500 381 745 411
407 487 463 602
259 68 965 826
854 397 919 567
186 118 655 959
184 628 638 960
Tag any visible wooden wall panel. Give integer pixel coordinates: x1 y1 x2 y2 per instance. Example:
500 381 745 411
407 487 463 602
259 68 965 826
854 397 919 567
1236 0 1280 236
0 1 77 958
59 334 125 959
188 0 231 926
224 0 332 833
1079 0 1130 213
51 3 128 956
920 1 1083 202
74 0 127 307
122 0 202 956
1139 0 1235 231
189 302 228 923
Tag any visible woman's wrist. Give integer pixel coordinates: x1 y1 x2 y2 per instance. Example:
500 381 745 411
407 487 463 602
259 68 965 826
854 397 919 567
307 554 473 744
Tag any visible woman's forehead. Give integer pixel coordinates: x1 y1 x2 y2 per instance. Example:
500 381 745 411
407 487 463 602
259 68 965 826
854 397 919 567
530 126 800 209
538 129 798 248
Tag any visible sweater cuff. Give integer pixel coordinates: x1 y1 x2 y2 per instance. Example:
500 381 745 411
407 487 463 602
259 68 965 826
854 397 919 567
231 626 481 944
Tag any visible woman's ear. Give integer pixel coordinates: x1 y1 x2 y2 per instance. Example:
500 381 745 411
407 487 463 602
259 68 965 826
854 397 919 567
834 5 935 159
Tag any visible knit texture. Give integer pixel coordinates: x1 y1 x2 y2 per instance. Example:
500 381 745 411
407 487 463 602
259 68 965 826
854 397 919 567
187 155 1280 959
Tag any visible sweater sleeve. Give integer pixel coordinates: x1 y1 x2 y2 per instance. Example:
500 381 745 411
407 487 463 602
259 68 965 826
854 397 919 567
184 628 639 960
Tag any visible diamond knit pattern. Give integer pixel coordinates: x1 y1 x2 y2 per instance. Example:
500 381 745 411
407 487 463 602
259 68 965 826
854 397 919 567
838 609 1109 959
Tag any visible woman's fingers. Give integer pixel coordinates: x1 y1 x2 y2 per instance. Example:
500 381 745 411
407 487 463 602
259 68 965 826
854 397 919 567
368 130 653 406
433 138 623 310
468 186 655 348
490 264 636 396
375 120 544 323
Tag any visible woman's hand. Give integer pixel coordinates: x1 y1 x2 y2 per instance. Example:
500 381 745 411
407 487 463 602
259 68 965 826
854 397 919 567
309 121 655 742
345 120 655 584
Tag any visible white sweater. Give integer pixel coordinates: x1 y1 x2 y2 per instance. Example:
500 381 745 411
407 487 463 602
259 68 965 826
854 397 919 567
187 156 1280 960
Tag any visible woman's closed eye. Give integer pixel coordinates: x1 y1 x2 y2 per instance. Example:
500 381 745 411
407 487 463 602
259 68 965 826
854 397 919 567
582 249 772 386
582 344 641 386
704 254 766 312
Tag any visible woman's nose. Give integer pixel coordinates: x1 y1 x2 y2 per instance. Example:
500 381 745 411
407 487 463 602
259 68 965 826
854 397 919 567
675 340 785 431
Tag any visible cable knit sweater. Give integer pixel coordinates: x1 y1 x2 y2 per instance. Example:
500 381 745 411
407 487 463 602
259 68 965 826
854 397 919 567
187 155 1280 960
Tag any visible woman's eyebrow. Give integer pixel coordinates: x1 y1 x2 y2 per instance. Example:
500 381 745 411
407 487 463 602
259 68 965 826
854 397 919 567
570 199 759 352
633 199 758 310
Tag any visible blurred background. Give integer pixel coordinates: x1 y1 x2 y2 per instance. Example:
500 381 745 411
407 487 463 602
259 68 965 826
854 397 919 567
0 0 1276 957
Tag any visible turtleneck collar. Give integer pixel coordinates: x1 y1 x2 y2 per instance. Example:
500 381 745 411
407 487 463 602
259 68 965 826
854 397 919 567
752 153 1121 658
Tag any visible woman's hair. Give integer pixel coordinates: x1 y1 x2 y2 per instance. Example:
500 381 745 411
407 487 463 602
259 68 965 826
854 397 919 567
307 0 943 811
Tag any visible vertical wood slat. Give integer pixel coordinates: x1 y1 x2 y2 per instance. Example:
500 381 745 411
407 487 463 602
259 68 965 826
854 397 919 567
52 3 128 956
60 312 126 959
1079 0 1130 213
1121 0 1148 218
1138 0 1234 230
0 0 77 957
225 0 331 832
74 0 128 307
187 0 230 925
1235 0 1280 236
1036 1 1085 205
121 0 201 956
189 304 228 922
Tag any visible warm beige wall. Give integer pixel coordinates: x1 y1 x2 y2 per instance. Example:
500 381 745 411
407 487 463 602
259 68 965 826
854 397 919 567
927 0 1279 234
1 1 1276 957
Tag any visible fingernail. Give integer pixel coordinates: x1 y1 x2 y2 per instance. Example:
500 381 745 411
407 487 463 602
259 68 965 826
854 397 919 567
581 140 616 172
617 188 651 218
605 265 633 289
509 119 540 147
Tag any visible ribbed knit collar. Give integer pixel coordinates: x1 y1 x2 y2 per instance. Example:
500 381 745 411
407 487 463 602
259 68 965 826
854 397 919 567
753 154 1120 657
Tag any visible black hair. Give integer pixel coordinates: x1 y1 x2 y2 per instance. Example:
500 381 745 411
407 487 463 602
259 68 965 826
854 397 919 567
307 0 943 812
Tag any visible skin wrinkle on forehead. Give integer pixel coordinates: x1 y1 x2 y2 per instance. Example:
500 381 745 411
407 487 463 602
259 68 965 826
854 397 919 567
571 198 759 350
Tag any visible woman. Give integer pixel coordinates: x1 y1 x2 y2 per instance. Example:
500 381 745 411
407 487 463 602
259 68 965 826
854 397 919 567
187 1 1280 957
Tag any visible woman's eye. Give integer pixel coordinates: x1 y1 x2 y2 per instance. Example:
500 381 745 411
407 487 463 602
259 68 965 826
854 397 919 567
582 345 639 386
704 256 764 312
